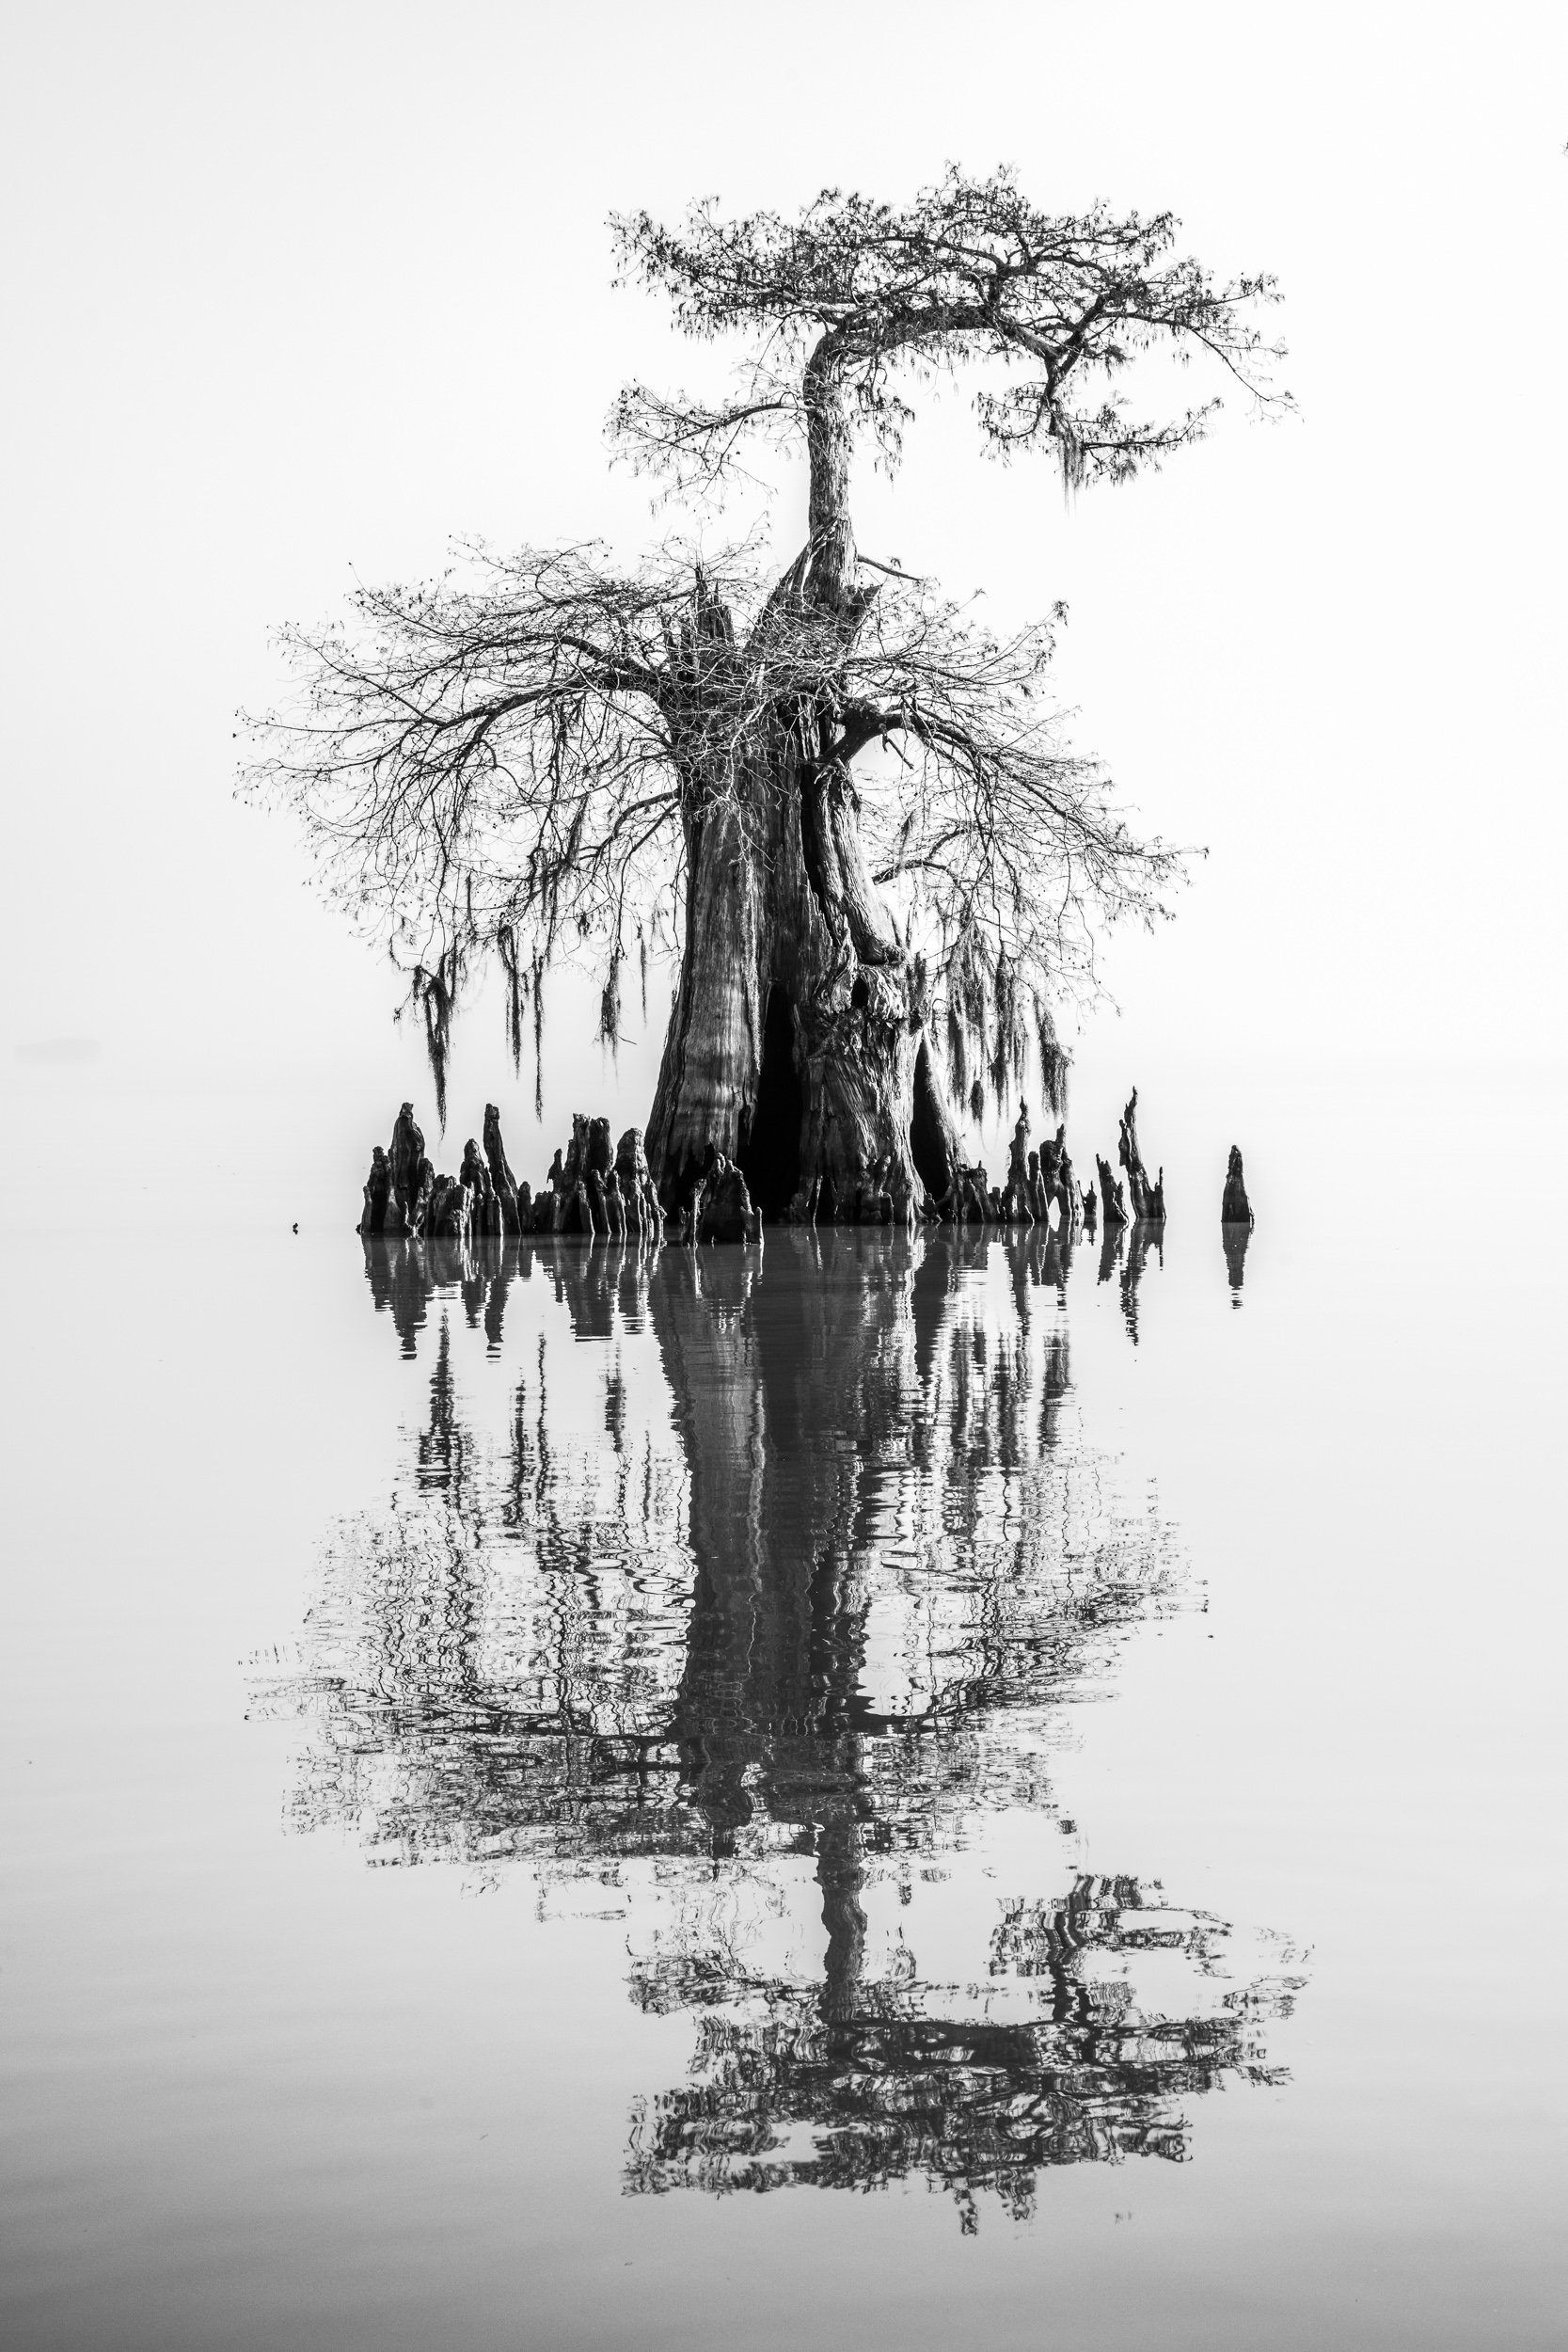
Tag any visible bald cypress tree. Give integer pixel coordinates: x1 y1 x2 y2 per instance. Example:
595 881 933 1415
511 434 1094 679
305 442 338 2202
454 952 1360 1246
252 169 1285 1214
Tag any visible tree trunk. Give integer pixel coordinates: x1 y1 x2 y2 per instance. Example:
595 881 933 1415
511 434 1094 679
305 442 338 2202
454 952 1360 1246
644 356 965 1230
644 743 949 1226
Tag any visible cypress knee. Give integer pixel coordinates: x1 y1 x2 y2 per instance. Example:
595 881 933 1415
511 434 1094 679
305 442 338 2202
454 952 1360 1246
1222 1145 1253 1227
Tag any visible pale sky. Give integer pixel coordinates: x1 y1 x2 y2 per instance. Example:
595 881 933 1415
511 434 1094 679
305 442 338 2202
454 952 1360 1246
3 1 1563 1222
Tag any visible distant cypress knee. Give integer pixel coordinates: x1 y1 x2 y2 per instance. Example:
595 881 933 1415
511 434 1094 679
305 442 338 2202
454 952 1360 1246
1222 1145 1253 1226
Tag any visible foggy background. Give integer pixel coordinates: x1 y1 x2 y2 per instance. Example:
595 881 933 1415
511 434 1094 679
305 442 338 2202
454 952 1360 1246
3 0 1563 1231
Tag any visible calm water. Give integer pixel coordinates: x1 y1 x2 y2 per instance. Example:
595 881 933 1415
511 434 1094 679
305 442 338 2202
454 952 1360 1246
3 1191 1563 2347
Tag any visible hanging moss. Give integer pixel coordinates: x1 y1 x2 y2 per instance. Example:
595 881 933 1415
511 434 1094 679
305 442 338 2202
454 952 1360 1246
946 927 993 1124
598 954 623 1060
531 953 545 1122
945 998 968 1100
957 930 990 1039
1035 994 1070 1121
498 925 528 1076
410 947 460 1131
990 949 1027 1104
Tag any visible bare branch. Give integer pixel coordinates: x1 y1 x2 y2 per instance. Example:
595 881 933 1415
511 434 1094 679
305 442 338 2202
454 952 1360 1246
610 167 1289 498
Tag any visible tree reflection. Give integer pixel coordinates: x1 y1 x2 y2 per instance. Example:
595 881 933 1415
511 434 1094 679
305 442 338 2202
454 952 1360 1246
269 1228 1304 2226
628 1874 1300 2224
1223 1222 1251 1303
361 1232 535 1359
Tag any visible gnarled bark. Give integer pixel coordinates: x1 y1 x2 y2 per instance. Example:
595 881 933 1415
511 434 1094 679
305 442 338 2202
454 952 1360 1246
640 357 959 1232
358 1100 667 1248
388 1102 426 1232
1222 1144 1253 1227
1117 1089 1165 1222
1002 1103 1035 1223
644 740 935 1228
483 1103 523 1234
614 1127 664 1237
359 1145 390 1234
1096 1154 1129 1229
1038 1123 1080 1232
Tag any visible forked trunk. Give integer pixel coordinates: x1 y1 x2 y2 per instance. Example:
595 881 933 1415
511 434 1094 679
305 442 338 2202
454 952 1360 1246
644 739 955 1225
644 358 965 1227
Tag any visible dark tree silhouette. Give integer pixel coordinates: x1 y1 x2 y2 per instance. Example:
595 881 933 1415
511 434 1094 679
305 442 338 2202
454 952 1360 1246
249 170 1286 1213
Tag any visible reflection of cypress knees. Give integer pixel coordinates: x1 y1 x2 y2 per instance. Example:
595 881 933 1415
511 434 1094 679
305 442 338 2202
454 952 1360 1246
1222 1144 1253 1226
1222 1222 1251 1300
1117 1089 1165 1221
360 1232 513 1356
1120 1221 1161 1345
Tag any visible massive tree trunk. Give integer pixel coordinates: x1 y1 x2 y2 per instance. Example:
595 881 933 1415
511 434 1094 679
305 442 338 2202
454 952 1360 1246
643 356 962 1228
644 734 943 1224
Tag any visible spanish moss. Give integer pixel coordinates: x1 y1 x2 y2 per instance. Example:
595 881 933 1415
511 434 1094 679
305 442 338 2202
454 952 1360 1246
1036 994 1070 1122
410 948 460 1132
498 924 528 1077
598 954 623 1061
990 950 1028 1104
531 952 545 1123
945 999 968 1102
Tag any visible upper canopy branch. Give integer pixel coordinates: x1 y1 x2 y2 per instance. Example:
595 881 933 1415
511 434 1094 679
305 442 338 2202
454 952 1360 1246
611 166 1289 498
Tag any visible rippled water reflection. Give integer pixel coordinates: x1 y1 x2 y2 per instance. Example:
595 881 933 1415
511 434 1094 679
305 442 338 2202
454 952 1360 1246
261 1231 1303 2225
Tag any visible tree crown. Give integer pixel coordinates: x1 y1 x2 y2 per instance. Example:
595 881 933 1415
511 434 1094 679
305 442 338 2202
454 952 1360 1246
611 166 1287 495
245 171 1286 1127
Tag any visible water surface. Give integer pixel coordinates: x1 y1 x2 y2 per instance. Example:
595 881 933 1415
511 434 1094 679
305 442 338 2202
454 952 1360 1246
2 1199 1562 2348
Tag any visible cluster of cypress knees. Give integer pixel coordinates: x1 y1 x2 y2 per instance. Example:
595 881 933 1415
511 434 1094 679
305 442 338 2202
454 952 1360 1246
356 1089 1253 1246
